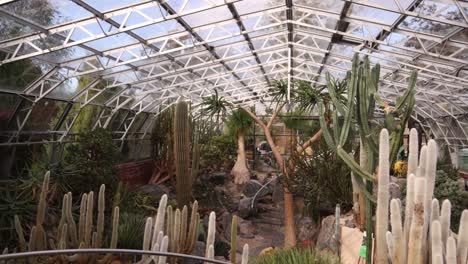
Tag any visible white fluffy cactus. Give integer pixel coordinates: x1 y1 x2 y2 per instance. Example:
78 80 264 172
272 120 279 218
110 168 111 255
458 210 468 264
375 129 390 264
390 199 404 264
241 244 249 264
408 176 425 264
431 220 443 264
205 212 216 259
440 199 451 246
377 129 468 264
446 236 457 264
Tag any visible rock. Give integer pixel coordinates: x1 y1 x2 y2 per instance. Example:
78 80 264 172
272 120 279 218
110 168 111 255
220 212 232 240
297 217 319 243
182 241 205 264
242 180 269 198
137 184 170 199
237 197 258 218
199 172 228 185
389 182 401 201
271 180 283 204
345 219 355 228
316 215 338 254
238 218 256 238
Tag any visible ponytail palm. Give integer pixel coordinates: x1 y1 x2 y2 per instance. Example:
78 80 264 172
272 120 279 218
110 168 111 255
226 108 253 184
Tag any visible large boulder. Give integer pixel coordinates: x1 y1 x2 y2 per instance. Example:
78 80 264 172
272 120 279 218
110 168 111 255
237 197 258 218
238 217 256 238
316 215 338 254
297 217 319 244
242 180 270 198
199 171 229 185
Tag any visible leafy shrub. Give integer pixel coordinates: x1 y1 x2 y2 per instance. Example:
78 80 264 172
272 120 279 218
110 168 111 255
434 169 468 230
65 128 121 196
201 134 236 168
253 247 339 264
286 137 353 216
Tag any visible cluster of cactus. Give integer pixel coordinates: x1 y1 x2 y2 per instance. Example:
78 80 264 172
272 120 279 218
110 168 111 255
174 100 192 207
142 194 249 264
376 128 468 264
318 53 417 261
9 171 120 263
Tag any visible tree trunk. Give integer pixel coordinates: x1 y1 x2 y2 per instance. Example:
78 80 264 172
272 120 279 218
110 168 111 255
241 104 297 247
263 128 297 248
231 132 250 185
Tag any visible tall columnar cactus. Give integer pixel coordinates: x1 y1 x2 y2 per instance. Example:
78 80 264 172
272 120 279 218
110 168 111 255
332 204 341 257
12 173 120 264
205 212 216 259
390 199 403 264
375 129 468 264
230 215 238 264
142 194 201 263
431 220 443 264
458 210 468 264
440 200 451 246
174 100 192 207
241 244 249 264
375 129 390 264
318 54 417 263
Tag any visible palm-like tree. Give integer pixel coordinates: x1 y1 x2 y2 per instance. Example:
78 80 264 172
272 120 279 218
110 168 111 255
226 108 253 184
199 90 229 127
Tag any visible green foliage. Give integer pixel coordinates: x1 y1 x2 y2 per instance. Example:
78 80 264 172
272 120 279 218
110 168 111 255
253 247 339 264
65 128 121 196
199 90 230 120
200 134 237 168
226 107 253 138
433 169 468 231
151 105 174 161
0 145 76 248
118 212 146 250
287 136 354 216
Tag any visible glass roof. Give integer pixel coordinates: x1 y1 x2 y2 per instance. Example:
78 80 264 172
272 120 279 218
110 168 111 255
0 0 467 149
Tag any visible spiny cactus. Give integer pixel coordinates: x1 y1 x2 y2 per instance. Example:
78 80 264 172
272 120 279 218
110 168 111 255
241 244 249 264
431 220 443 264
319 54 416 263
174 100 192 207
141 195 249 264
458 210 468 264
10 173 120 264
376 129 468 264
205 212 216 259
375 130 390 264
389 199 403 264
230 215 238 264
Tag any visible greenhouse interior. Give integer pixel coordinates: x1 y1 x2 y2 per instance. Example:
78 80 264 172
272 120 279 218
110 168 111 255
0 0 467 263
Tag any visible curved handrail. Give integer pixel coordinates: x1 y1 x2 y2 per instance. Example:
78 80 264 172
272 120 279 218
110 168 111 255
0 248 230 263
250 175 279 209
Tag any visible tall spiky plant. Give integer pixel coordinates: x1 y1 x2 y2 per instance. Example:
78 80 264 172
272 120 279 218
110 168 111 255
226 107 253 185
317 53 417 262
174 100 192 207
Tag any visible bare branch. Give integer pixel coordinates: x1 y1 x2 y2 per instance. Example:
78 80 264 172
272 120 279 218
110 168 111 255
267 101 287 129
241 106 266 129
296 129 323 155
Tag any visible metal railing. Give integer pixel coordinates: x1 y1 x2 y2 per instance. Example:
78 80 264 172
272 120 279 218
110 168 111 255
0 248 230 263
